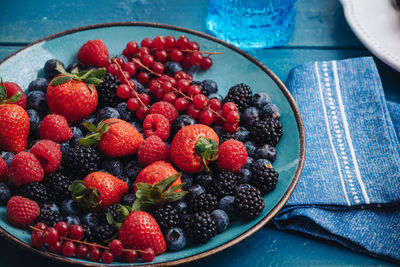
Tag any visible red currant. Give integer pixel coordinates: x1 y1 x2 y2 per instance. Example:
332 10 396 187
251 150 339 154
109 239 124 258
174 70 191 81
188 85 201 97
139 93 150 105
152 62 165 74
89 247 101 262
226 110 240 124
174 97 189 111
199 109 215 125
68 224 84 240
33 222 47 233
122 48 130 59
137 71 150 85
162 81 173 93
107 63 119 76
153 35 166 50
163 92 177 104
136 105 149 120
222 102 238 117
170 49 183 62
132 58 143 69
43 227 59 245
117 70 130 84
155 87 165 100
181 54 193 69
141 37 153 48
122 62 137 77
141 247 155 262
177 79 190 93
101 250 114 263
141 54 154 67
117 84 131 99
193 94 209 109
127 97 140 111
49 240 62 254
61 241 76 257
76 244 89 259
155 50 168 63
138 47 150 58
187 104 200 119
191 51 204 65
54 221 68 237
200 57 213 69
224 122 238 133
209 98 222 111
165 35 176 49
125 250 138 262
177 35 190 49
214 111 226 125
31 231 44 248
126 41 139 55
113 56 125 66
188 41 200 51
149 79 161 94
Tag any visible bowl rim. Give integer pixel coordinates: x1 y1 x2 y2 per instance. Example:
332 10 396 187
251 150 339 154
0 21 306 267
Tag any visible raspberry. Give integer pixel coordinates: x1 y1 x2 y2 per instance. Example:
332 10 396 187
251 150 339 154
0 157 8 182
217 139 248 173
77 39 110 67
149 101 179 124
138 135 170 166
40 114 73 143
30 140 62 173
9 152 44 186
7 196 40 228
143 114 170 141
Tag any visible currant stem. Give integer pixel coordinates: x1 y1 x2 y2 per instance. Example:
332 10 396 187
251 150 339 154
131 58 161 77
181 49 223 55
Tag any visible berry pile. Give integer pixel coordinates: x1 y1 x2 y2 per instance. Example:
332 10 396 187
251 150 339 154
0 35 283 264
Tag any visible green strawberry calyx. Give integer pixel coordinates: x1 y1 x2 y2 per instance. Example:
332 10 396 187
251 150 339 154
105 204 132 231
68 180 101 209
195 137 219 172
79 120 118 147
132 173 187 211
0 79 22 105
50 62 106 93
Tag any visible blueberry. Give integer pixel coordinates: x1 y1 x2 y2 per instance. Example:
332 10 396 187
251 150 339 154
98 169 109 173
79 115 97 135
28 78 49 92
165 228 187 251
260 103 280 120
164 61 183 75
201 80 218 96
44 59 65 80
118 176 131 187
27 90 48 113
255 144 276 162
217 196 236 220
40 202 60 213
211 125 224 137
238 168 252 184
60 199 82 216
117 102 132 121
124 161 142 180
195 172 213 188
129 121 144 135
70 126 83 145
81 212 98 228
242 107 260 127
96 107 120 122
211 209 229 233
60 142 70 154
234 127 250 142
244 157 254 169
171 115 196 136
131 79 145 94
0 182 11 206
0 152 14 166
252 93 272 109
101 158 123 177
181 173 194 191
187 184 205 199
243 141 257 157
65 63 81 73
66 215 81 225
173 200 188 216
235 183 252 194
120 194 136 207
255 158 272 167
208 93 223 102
26 109 41 138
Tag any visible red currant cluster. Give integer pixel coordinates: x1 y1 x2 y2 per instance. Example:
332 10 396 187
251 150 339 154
30 222 155 263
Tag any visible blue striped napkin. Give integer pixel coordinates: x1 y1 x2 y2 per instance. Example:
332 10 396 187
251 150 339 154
272 57 400 263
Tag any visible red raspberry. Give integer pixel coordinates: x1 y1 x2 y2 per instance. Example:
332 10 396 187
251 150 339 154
143 114 170 141
30 140 62 174
0 157 8 182
9 152 44 186
77 39 110 67
218 139 248 173
7 196 40 228
149 101 178 124
138 136 170 166
40 114 73 143
3 81 27 109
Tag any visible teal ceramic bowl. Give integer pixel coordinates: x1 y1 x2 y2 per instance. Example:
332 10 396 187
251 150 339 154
0 23 305 266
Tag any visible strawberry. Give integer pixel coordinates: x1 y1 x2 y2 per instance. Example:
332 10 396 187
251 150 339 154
7 196 40 228
119 211 166 255
30 140 62 173
40 114 73 143
8 152 44 186
3 81 26 109
80 119 144 157
134 161 180 193
77 40 110 68
0 80 29 154
46 63 106 123
0 157 8 181
170 124 219 173
69 171 129 209
218 139 248 173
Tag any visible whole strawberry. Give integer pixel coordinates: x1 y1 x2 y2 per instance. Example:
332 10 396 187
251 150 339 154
80 119 144 157
134 161 180 193
40 114 73 143
119 211 166 255
30 140 62 174
0 80 29 154
8 152 44 186
138 135 169 166
46 63 105 123
218 139 248 173
7 196 40 228
77 39 110 68
3 81 27 109
170 124 219 173
69 171 128 209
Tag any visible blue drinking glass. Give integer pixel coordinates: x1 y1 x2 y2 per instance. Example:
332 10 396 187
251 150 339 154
206 0 297 49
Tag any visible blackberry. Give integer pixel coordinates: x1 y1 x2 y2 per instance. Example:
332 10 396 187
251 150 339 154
151 204 180 233
105 204 125 223
208 171 240 199
249 118 283 146
224 83 252 112
97 72 122 108
251 162 279 194
189 193 218 213
15 182 48 203
234 185 264 221
37 209 65 227
182 212 217 243
43 171 72 204
190 81 206 95
62 144 101 178
82 224 95 242
90 222 117 244
219 132 236 143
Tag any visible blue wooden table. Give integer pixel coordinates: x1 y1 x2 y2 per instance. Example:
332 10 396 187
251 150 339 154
0 0 397 266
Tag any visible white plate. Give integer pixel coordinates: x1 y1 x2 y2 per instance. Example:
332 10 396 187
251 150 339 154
341 0 400 72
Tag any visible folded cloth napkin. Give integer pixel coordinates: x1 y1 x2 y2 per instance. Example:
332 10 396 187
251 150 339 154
272 57 400 263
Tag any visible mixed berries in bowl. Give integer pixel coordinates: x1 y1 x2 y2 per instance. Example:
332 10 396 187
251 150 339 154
0 33 284 265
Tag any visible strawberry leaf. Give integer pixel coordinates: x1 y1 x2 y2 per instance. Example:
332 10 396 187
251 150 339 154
87 84 95 94
0 79 6 101
79 138 97 147
83 77 102 85
77 70 89 77
51 76 72 86
5 91 22 104
82 122 97 133
136 183 153 191
92 68 106 80
71 67 79 74
165 191 188 202
55 61 67 74
157 173 182 192
164 182 186 195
